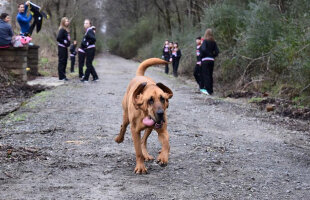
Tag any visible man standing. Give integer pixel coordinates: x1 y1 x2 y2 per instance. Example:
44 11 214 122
17 1 32 36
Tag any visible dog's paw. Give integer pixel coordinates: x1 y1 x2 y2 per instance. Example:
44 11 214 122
114 135 124 143
144 154 154 162
157 152 168 167
134 164 148 174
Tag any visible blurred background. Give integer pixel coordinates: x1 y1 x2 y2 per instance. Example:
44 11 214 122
1 0 310 107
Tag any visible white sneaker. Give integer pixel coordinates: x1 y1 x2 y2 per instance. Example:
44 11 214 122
200 89 210 95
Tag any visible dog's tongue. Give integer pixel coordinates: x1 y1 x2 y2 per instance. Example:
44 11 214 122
143 117 155 126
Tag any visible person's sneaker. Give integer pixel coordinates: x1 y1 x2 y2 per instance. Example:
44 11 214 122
80 79 88 83
92 78 99 82
200 89 210 95
63 78 69 81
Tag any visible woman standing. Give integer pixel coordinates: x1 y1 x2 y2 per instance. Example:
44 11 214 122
57 17 70 81
80 19 98 82
199 29 219 95
171 42 182 77
162 40 170 74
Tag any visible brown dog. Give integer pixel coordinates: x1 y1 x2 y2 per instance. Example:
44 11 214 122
115 58 173 174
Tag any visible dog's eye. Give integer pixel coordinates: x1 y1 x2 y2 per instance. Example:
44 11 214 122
160 96 165 104
148 97 154 105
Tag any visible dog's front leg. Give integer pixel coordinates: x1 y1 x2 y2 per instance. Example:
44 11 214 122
131 126 147 174
156 129 170 166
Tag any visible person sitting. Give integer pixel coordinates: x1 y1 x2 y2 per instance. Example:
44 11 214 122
17 1 32 36
0 13 13 48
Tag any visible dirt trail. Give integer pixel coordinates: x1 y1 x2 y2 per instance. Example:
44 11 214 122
0 54 310 200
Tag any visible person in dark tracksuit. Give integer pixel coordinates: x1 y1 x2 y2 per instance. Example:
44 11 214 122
78 44 86 78
171 42 181 77
194 36 202 90
70 40 77 73
162 40 170 74
57 17 70 81
199 29 219 95
78 26 96 78
80 19 99 82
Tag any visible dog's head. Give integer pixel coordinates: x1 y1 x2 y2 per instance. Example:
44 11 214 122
133 82 173 129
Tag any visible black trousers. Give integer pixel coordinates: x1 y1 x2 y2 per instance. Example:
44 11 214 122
164 56 170 74
84 48 98 80
78 52 85 78
201 61 214 94
194 64 202 89
58 46 68 80
70 56 75 72
172 58 180 77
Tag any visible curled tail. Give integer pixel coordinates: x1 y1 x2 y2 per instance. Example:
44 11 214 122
136 58 168 76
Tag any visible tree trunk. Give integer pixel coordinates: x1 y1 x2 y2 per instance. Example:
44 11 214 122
10 0 17 33
174 1 182 32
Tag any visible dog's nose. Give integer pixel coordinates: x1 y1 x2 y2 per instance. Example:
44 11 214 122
156 109 164 119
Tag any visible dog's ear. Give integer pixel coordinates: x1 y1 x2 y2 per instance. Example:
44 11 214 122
133 82 147 109
157 83 173 99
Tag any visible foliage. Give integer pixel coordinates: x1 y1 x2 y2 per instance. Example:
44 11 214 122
108 0 310 106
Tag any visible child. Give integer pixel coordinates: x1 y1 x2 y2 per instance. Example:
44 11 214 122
56 17 70 81
80 19 99 82
199 29 219 95
162 40 170 74
70 40 77 73
171 42 182 77
194 36 202 89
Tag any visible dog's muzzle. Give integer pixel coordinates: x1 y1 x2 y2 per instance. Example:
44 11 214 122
142 112 164 129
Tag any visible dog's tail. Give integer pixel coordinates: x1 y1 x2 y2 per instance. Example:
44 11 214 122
136 58 168 76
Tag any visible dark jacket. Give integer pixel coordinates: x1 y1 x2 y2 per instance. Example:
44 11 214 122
70 44 77 56
82 28 96 49
57 28 71 48
162 45 170 57
171 49 182 60
199 40 219 60
196 44 201 63
0 19 13 46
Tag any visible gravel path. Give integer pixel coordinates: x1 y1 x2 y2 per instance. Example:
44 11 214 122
0 54 310 200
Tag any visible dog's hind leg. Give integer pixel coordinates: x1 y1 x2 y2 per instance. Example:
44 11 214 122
141 128 154 161
115 111 129 143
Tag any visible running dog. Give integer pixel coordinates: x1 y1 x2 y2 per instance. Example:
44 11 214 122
115 58 173 174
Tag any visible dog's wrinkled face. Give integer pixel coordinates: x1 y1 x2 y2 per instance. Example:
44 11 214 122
133 82 173 128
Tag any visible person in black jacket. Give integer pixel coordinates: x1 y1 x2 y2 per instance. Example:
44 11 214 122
162 40 170 74
57 17 70 81
80 19 98 82
70 40 77 73
171 42 182 77
199 29 219 95
194 36 202 90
